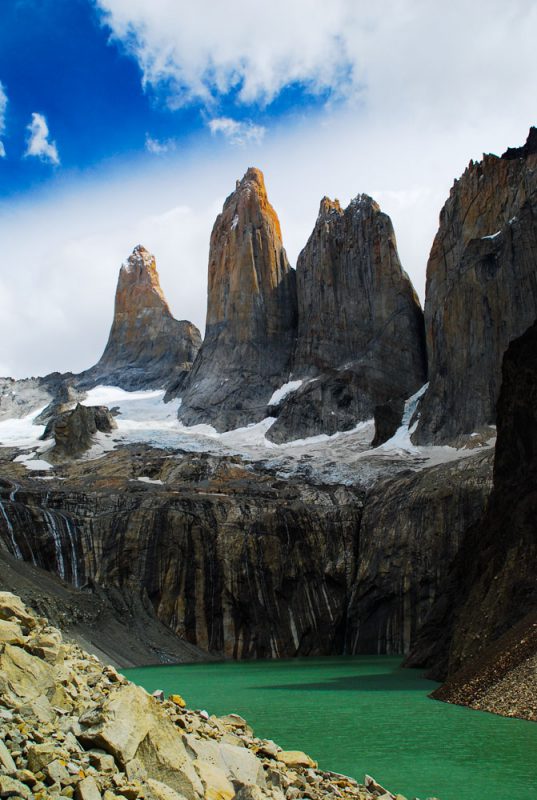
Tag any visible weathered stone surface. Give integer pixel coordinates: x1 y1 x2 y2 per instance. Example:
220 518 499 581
193 760 234 800
345 451 493 655
145 778 190 800
275 752 316 769
76 776 103 800
0 619 24 646
41 404 117 460
80 245 201 391
0 739 16 773
268 195 426 442
0 644 56 702
27 742 69 772
79 683 203 798
415 127 537 443
0 775 33 799
408 319 537 684
0 591 37 629
177 168 297 431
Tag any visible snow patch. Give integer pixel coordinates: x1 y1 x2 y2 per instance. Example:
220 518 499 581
268 380 303 406
481 230 502 240
13 451 52 471
136 476 164 485
378 383 428 453
231 214 239 230
0 405 48 448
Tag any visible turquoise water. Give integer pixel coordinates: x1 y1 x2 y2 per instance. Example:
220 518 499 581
124 656 537 800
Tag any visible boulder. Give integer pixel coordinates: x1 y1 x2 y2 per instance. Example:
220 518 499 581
78 684 203 798
0 592 37 629
41 403 117 459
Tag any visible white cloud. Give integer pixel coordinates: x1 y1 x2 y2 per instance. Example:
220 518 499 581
1 1 537 378
145 134 176 154
208 117 265 146
94 0 353 107
94 0 537 125
0 81 7 157
25 113 60 165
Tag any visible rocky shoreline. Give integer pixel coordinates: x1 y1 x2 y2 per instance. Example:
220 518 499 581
0 592 441 800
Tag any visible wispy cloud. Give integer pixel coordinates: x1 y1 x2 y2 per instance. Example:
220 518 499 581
208 117 265 146
25 113 60 165
145 133 176 154
94 0 537 124
0 81 7 158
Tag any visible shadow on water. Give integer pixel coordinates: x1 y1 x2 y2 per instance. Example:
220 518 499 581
249 669 438 694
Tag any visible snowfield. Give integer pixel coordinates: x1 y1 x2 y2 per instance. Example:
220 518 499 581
0 383 494 485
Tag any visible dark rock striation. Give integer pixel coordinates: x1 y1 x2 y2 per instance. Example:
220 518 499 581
415 127 537 443
177 169 297 431
81 245 201 391
0 448 362 659
344 450 493 655
408 319 537 683
267 195 426 443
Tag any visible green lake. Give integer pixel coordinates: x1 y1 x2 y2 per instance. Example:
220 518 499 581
124 656 537 800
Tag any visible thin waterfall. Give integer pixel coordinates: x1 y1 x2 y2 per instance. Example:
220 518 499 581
42 509 66 580
58 511 80 588
0 499 22 559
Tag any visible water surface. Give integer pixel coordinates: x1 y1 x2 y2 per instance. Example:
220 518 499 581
125 656 537 800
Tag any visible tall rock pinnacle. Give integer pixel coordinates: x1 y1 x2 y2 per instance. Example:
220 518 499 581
415 127 537 443
82 245 201 390
267 194 427 443
177 168 297 430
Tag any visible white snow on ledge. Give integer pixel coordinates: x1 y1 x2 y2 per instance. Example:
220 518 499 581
268 380 303 406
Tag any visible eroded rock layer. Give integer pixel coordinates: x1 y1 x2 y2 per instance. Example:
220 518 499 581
267 195 426 443
415 127 537 443
82 245 201 390
177 169 297 431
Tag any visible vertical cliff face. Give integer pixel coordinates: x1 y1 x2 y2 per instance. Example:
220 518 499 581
415 127 537 443
408 319 537 681
0 453 362 659
267 195 426 442
178 168 297 430
344 451 493 656
83 245 201 390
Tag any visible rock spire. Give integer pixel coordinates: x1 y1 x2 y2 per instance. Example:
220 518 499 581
415 127 537 443
82 245 201 390
177 168 297 430
267 193 427 442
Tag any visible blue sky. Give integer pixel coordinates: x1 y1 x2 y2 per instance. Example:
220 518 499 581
1 0 536 377
0 0 327 198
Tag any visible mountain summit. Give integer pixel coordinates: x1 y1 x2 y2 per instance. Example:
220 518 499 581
177 168 297 429
81 245 201 390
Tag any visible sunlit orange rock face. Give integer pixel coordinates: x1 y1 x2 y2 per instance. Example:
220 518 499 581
178 168 297 430
415 127 537 443
88 245 201 389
